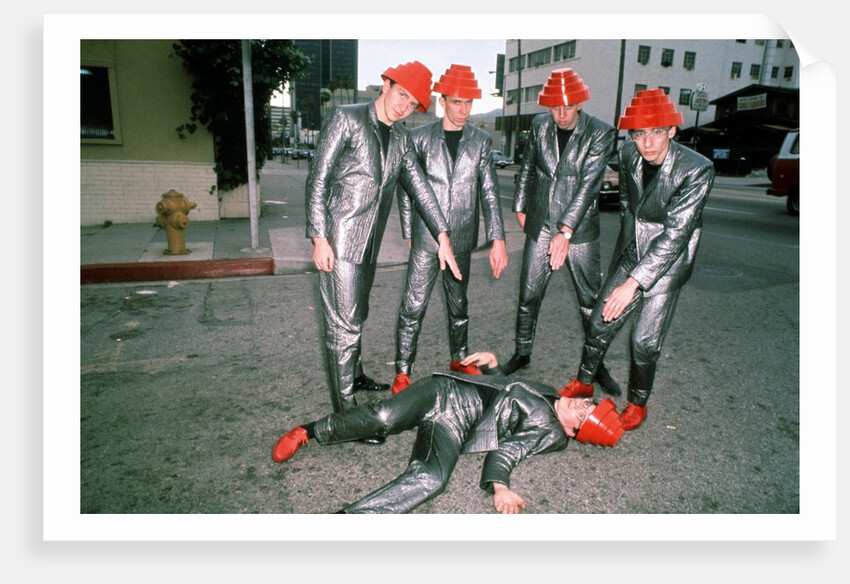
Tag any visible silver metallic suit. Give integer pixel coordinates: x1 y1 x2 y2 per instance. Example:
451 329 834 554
311 368 568 513
395 121 505 372
577 139 715 406
512 111 615 355
306 103 449 411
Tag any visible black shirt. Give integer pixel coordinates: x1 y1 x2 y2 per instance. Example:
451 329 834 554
378 121 391 158
557 128 574 156
642 159 660 190
443 129 463 162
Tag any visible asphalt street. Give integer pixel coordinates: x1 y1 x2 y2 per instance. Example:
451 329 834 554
78 161 800 524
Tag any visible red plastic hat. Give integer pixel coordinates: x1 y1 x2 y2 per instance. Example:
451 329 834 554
617 88 684 130
575 398 625 447
538 68 591 107
433 63 482 99
381 60 434 113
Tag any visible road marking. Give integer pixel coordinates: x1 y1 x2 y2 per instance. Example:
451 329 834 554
709 231 799 249
705 206 756 215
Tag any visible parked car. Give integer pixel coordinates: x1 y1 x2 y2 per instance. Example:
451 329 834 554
492 151 513 168
597 164 620 209
767 131 799 216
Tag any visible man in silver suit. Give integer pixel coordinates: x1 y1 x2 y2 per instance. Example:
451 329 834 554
560 89 715 431
503 68 620 396
391 64 507 395
271 351 624 514
306 61 462 427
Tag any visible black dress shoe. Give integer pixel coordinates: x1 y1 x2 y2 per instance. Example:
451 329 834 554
353 374 390 392
502 353 531 375
593 362 622 396
358 436 385 445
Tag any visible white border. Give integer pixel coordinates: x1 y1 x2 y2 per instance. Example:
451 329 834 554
44 11 835 543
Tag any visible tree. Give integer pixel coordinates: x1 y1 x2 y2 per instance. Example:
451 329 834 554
173 40 310 192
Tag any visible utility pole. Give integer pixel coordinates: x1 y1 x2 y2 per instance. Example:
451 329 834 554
614 39 626 156
240 39 265 252
514 39 522 161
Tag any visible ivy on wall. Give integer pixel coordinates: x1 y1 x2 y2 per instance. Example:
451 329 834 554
172 40 309 193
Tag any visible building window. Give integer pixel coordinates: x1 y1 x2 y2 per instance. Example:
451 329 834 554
771 66 779 79
527 48 552 68
784 66 794 79
776 40 784 48
506 88 520 105
755 39 765 45
524 84 543 102
634 83 647 96
730 62 742 79
637 45 651 65
81 64 120 141
683 51 696 71
750 64 761 79
661 48 674 67
736 39 746 44
554 41 576 62
509 55 525 73
679 88 692 106
658 86 670 95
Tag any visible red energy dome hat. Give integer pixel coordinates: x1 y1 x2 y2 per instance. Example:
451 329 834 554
538 68 591 107
433 63 482 99
381 61 434 113
617 88 684 130
574 398 625 447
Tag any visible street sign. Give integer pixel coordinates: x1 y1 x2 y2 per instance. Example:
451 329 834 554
691 89 709 112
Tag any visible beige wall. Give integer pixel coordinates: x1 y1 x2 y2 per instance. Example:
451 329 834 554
80 40 227 224
81 161 219 227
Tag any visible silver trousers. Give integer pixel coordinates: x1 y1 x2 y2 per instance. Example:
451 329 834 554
577 251 681 406
318 258 377 412
396 249 473 374
514 227 602 356
313 376 485 513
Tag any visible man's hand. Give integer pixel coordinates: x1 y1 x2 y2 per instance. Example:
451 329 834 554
312 237 334 272
489 239 508 279
437 232 463 281
515 212 526 229
461 352 498 369
493 483 526 514
602 277 640 322
547 229 571 270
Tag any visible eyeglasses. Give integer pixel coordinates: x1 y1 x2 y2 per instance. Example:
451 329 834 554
629 127 670 140
575 398 595 422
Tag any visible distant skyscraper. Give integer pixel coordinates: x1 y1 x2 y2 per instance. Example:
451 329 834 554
292 40 358 132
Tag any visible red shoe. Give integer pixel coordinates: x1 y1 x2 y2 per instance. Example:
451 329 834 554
558 378 594 398
392 373 411 395
620 403 648 431
450 360 482 375
272 426 308 463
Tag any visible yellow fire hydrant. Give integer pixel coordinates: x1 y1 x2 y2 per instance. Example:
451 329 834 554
155 190 197 255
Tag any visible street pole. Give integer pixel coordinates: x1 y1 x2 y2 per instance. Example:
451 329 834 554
514 39 522 161
241 39 263 252
614 39 626 156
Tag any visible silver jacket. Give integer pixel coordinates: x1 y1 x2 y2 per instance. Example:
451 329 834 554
614 139 715 296
400 121 505 254
305 102 449 264
436 371 569 492
513 110 615 244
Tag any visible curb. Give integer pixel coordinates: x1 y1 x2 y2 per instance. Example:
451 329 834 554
81 258 275 284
